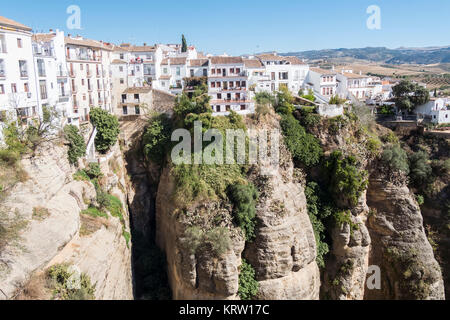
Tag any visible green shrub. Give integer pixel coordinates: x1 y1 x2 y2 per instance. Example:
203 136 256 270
275 87 295 115
408 151 433 187
298 108 321 130
381 145 410 174
0 149 20 166
81 207 108 219
280 113 323 167
254 92 275 106
105 194 124 225
305 182 332 267
73 170 90 182
89 108 120 153
143 114 172 165
184 226 231 257
63 125 86 165
366 137 382 157
228 183 259 242
329 95 346 105
238 259 259 300
416 195 425 206
46 264 95 300
84 163 103 179
381 131 399 144
324 151 368 208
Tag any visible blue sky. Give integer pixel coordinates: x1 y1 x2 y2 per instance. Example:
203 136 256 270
2 0 450 55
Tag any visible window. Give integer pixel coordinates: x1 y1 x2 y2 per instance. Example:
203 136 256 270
119 66 123 72
163 68 168 74
17 38 22 48
134 94 140 101
211 82 216 88
24 83 29 92
279 72 288 80
39 80 47 99
0 84 4 94
226 105 231 111
120 78 124 84
216 106 221 112
135 106 140 115
19 60 28 77
81 79 85 86
240 105 246 111
0 59 5 77
121 94 127 103
190 69 194 77
80 64 83 71
176 67 181 76
212 69 216 74
11 83 17 93
236 68 241 74
123 106 128 115
230 68 235 74
203 68 207 77
120 53 124 59
37 59 45 77
217 93 222 99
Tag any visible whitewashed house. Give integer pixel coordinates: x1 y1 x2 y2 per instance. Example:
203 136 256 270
305 68 338 103
256 54 308 93
32 30 72 127
415 98 450 124
208 56 254 116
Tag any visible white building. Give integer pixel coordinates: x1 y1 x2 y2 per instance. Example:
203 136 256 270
305 67 338 103
256 54 309 93
415 98 450 124
0 16 39 138
32 30 72 127
65 35 113 126
336 70 372 101
208 56 254 116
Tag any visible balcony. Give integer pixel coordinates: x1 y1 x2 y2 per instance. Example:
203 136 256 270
210 71 247 78
86 70 93 78
57 70 68 78
96 72 101 78
0 70 5 78
212 86 247 92
72 85 78 93
69 70 76 78
20 71 28 78
88 86 93 92
210 99 251 104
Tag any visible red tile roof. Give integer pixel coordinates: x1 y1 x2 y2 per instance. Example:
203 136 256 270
210 56 243 65
0 16 32 31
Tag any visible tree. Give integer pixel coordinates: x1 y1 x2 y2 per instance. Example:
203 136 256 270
280 113 323 167
63 125 86 165
89 108 120 153
228 183 259 242
380 145 410 175
392 80 430 113
143 114 172 165
408 151 433 187
181 34 187 53
275 86 295 115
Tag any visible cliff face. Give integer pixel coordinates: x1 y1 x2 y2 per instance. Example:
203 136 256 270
156 167 246 300
155 115 320 300
321 192 371 300
245 142 320 300
0 142 133 300
365 172 445 300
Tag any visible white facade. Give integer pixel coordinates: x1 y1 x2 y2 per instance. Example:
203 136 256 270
256 54 309 93
0 16 39 140
32 30 71 128
415 98 450 124
305 68 337 103
208 57 254 116
65 35 113 126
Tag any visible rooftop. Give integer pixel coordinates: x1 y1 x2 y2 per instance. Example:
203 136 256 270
243 59 264 68
0 16 32 32
210 56 243 65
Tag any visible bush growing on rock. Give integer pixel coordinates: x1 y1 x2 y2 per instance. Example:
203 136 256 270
46 264 95 300
280 113 323 168
238 259 259 300
89 108 120 153
228 183 259 242
408 151 433 187
324 151 368 208
380 145 410 175
143 114 172 165
63 125 86 165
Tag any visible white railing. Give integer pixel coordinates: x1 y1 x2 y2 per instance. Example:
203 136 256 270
86 126 97 162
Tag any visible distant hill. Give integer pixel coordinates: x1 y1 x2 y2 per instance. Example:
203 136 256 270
281 46 450 65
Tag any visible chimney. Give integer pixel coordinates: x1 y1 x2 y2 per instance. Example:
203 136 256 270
360 71 362 75
49 29 53 33
143 42 147 46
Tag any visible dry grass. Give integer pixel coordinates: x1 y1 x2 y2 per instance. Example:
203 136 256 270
0 209 29 252
79 214 109 237
32 207 50 221
15 272 52 300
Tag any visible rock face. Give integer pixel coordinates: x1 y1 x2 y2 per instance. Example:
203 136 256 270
365 174 445 300
245 143 320 300
156 167 246 300
155 115 320 300
0 142 133 300
321 192 371 300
